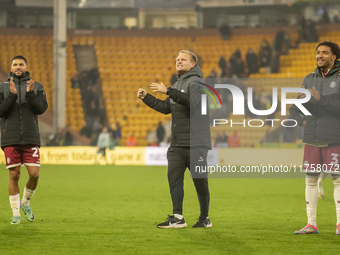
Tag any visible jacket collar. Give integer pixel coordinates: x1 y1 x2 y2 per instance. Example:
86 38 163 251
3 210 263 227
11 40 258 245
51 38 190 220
177 65 204 80
314 60 340 77
7 71 31 82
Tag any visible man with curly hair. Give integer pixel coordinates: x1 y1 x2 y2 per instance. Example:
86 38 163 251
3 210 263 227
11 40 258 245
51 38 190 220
290 41 340 235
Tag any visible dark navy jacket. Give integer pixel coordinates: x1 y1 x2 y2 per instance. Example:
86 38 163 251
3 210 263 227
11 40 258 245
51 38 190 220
143 65 211 149
0 72 48 148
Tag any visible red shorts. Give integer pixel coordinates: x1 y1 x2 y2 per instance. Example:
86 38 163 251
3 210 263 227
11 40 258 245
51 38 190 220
3 145 40 169
303 144 340 174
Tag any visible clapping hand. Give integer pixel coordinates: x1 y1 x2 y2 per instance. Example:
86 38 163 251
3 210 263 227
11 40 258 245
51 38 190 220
308 87 320 101
26 79 35 92
9 77 17 94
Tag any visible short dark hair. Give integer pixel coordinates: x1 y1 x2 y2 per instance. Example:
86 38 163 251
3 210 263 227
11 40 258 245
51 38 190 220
316 41 340 59
11 55 27 65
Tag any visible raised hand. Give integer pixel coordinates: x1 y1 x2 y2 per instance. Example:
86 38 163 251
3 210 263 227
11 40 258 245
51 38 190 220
26 79 35 92
9 77 17 94
149 82 167 94
137 88 147 99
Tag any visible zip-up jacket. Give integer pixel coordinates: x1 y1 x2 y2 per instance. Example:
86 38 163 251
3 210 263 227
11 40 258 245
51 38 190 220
142 65 211 149
290 60 340 143
0 72 48 148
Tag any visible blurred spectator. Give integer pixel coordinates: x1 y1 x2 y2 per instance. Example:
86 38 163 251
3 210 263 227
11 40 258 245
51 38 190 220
270 51 280 74
113 122 122 142
274 28 285 54
80 121 92 139
88 66 99 85
156 121 165 145
215 131 228 148
305 20 318 43
228 131 241 147
50 127 73 146
83 85 95 104
63 126 73 146
234 48 242 59
97 98 106 125
322 7 331 24
246 48 259 74
218 55 227 77
89 98 100 120
97 127 112 158
71 74 80 88
79 70 90 89
259 39 272 73
219 22 230 40
283 32 291 55
126 134 137 146
92 116 102 134
108 123 116 140
46 134 57 146
297 15 306 45
90 117 102 146
54 129 64 146
207 68 218 78
260 39 272 56
333 11 340 23
229 53 237 77
259 48 271 73
234 57 245 78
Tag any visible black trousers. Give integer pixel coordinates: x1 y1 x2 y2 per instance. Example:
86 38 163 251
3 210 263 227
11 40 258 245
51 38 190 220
167 146 210 217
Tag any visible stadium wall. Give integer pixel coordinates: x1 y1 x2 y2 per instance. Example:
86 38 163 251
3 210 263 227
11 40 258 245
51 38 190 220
0 25 298 37
1 22 340 37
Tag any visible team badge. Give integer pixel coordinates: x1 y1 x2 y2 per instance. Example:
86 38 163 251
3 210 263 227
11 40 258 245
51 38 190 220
7 157 10 164
330 81 336 88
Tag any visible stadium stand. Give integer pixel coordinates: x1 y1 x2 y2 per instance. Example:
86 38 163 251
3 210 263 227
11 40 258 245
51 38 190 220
0 35 84 131
93 31 299 146
1 28 337 147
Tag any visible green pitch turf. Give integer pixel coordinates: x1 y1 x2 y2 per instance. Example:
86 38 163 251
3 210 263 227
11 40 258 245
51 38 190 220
0 165 338 254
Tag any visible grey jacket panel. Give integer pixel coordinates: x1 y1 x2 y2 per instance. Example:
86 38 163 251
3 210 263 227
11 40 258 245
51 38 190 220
290 60 340 143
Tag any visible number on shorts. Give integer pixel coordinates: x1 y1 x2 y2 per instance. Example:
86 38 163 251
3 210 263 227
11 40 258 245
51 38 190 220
331 153 339 165
31 147 39 157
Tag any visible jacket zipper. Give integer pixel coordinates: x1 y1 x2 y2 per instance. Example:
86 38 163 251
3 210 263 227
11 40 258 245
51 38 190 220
33 118 39 134
315 74 325 142
19 78 23 143
3 119 7 133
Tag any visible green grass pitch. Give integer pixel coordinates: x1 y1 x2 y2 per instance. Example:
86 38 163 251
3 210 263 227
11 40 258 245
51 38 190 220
0 165 338 254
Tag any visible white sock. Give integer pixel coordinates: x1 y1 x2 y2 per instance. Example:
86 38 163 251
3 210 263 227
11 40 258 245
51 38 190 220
9 194 21 217
22 187 35 206
332 177 340 226
173 214 183 220
305 176 318 227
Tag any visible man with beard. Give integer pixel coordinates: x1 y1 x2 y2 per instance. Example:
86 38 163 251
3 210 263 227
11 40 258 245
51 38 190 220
0 55 48 224
290 42 340 235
